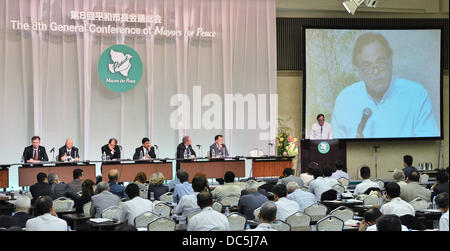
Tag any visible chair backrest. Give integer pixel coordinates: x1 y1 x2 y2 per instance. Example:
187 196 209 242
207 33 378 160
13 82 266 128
83 202 91 217
101 206 121 221
337 178 350 187
212 201 223 212
321 189 338 201
227 213 247 231
286 212 311 231
187 209 202 223
332 184 345 195
419 174 429 183
134 211 159 228
253 207 261 220
159 192 174 204
409 197 430 211
270 220 291 231
53 197 75 212
221 196 240 207
154 202 172 217
316 215 344 231
363 195 382 207
147 217 176 231
304 204 327 222
374 179 385 190
330 206 354 223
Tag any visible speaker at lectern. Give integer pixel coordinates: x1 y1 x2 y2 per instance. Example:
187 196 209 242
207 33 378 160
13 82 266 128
300 139 347 173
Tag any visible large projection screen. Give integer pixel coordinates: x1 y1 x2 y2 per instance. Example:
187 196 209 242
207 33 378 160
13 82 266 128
303 28 442 140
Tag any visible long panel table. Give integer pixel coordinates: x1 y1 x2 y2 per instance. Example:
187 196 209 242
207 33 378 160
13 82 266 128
101 160 173 182
18 162 96 187
179 159 245 179
249 156 295 177
0 165 9 189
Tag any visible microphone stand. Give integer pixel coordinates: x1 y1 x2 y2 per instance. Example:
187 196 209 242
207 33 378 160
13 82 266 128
196 145 202 158
373 145 380 179
50 147 55 162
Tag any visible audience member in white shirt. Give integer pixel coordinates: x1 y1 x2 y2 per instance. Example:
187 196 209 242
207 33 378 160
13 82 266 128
187 191 230 231
374 215 406 231
380 182 415 217
353 166 380 196
26 195 68 231
174 175 208 217
119 183 154 226
323 166 339 187
331 160 350 180
247 201 277 231
435 192 449 231
308 167 333 201
359 207 409 231
286 181 317 213
273 184 299 221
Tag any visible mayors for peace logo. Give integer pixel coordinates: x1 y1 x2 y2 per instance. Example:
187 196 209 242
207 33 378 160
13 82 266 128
318 141 330 154
98 44 142 92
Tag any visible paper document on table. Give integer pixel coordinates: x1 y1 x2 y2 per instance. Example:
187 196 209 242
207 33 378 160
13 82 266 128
89 218 112 223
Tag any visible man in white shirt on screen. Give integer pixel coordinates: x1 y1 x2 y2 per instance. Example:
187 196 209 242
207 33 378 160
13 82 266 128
310 114 333 139
187 192 230 231
331 32 439 139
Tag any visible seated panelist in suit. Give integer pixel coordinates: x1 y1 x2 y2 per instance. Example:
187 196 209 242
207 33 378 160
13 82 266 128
176 136 196 170
23 136 49 163
58 138 80 162
133 137 156 160
101 138 121 160
209 134 229 158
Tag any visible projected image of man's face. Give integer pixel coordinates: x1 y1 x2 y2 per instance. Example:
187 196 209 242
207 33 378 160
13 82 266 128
356 41 393 102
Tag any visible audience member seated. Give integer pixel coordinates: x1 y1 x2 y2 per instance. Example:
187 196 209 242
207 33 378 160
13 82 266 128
402 155 418 179
278 168 304 188
26 195 68 231
376 215 403 231
168 169 182 192
90 182 121 218
174 175 208 217
75 179 95 214
435 192 449 231
48 173 79 201
114 224 138 231
187 191 230 231
107 169 127 199
173 169 193 204
133 172 149 191
148 172 169 201
308 166 332 201
332 160 350 180
431 169 449 201
120 183 154 226
212 171 242 203
359 207 382 231
380 182 415 217
67 168 83 193
11 196 33 228
238 180 268 220
393 169 407 189
0 215 17 231
247 201 277 231
353 166 380 196
323 166 339 187
300 163 317 187
30 172 52 205
273 184 299 221
286 181 317 213
401 171 431 202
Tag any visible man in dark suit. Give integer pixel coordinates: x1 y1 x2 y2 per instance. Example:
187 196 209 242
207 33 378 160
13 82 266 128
101 138 121 160
22 136 49 163
58 138 80 162
402 155 418 179
176 136 196 170
12 195 34 228
47 173 79 201
133 137 156 160
30 173 52 205
209 135 229 158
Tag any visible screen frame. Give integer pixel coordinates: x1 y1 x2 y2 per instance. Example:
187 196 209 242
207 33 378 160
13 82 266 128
301 25 444 142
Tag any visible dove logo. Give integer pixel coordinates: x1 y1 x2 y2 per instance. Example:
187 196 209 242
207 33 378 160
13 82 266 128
98 44 143 92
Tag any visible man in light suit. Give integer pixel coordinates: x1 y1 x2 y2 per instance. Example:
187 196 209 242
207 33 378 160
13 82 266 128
22 136 49 163
90 181 121 218
133 137 156 160
278 168 304 188
209 135 229 158
401 171 432 202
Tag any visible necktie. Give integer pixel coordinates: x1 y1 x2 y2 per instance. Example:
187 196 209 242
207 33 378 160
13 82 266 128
321 126 323 138
34 149 38 160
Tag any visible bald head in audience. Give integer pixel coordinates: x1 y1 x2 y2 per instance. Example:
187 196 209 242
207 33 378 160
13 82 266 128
197 191 213 209
258 202 277 224
108 169 120 183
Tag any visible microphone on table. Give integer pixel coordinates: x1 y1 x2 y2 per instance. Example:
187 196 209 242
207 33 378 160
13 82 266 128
49 147 55 153
356 108 372 138
154 145 159 149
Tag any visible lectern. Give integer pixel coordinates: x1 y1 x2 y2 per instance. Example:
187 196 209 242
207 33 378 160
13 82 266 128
300 140 346 173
